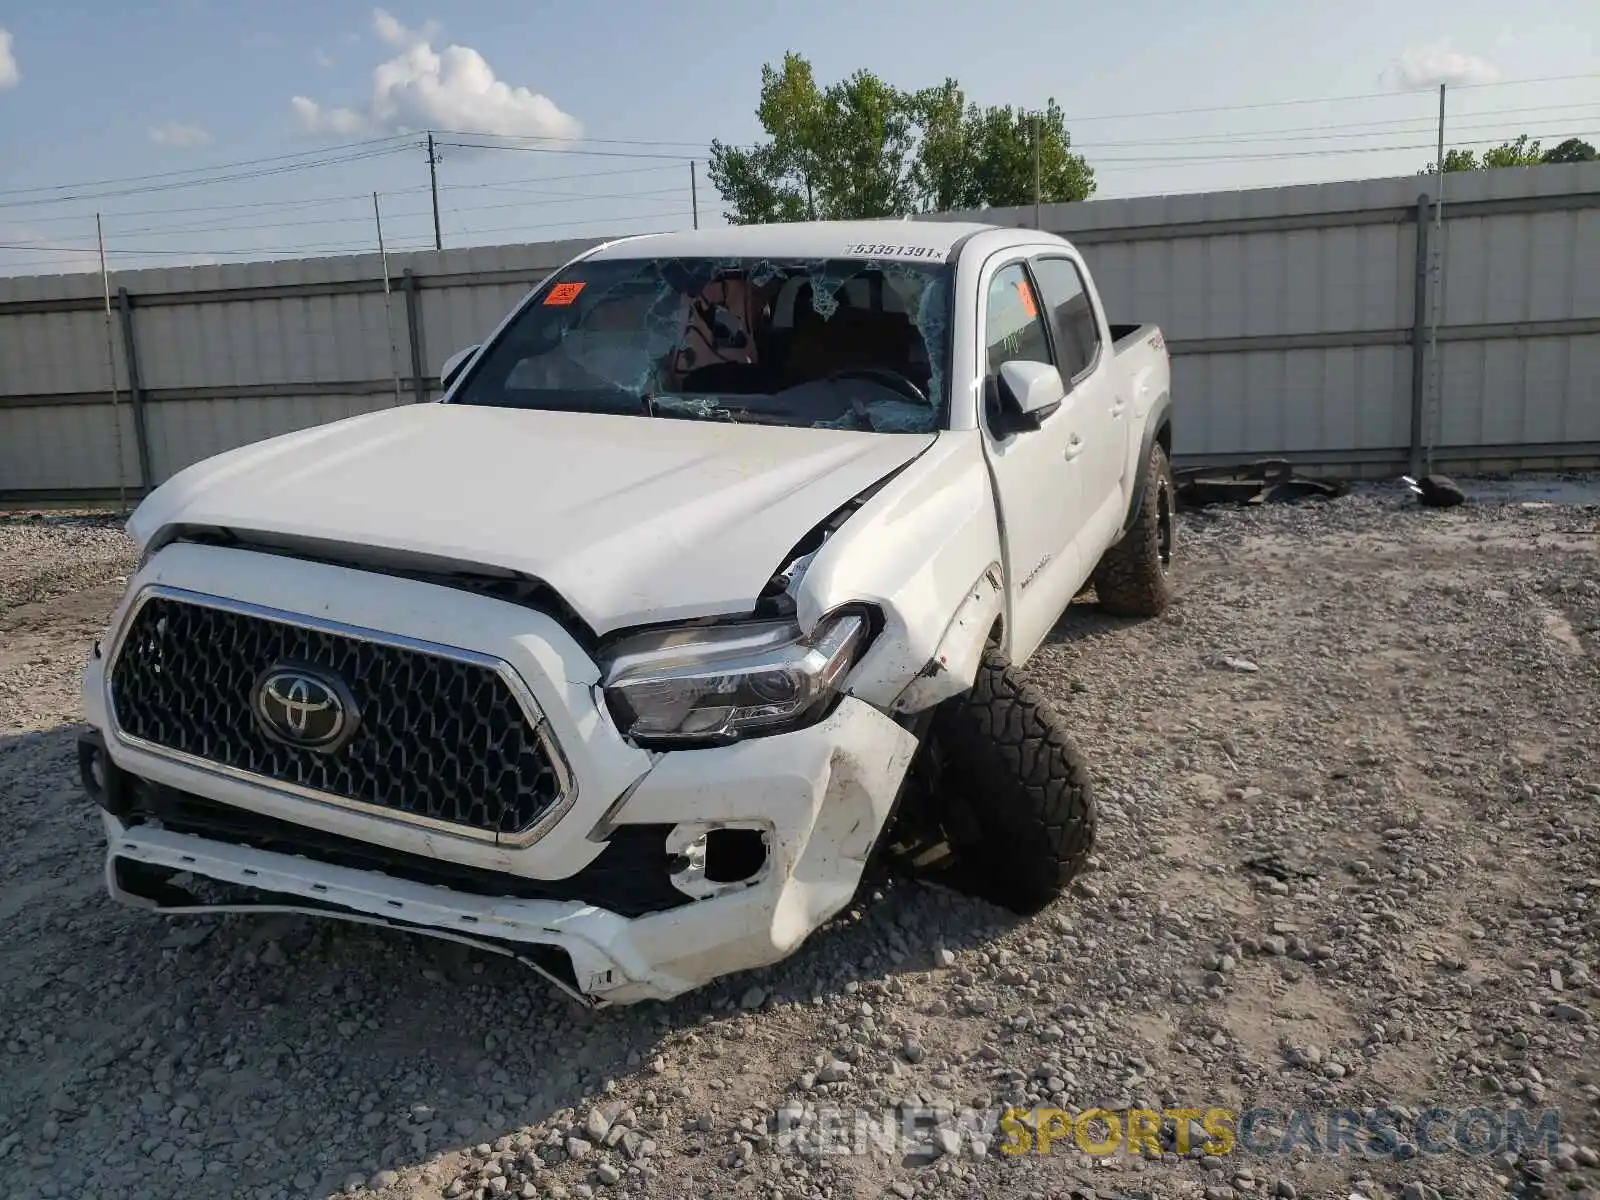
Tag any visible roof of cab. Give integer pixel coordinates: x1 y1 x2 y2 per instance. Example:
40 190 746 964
583 219 1057 263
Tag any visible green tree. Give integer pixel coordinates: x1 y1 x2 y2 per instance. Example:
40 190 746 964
1542 137 1597 164
1428 148 1480 172
1481 135 1543 168
1425 132 1585 173
707 53 917 224
708 55 1095 224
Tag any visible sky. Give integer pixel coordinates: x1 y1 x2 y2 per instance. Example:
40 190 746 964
0 0 1594 276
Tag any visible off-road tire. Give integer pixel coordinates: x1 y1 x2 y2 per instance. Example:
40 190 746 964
927 649 1096 915
1092 442 1176 617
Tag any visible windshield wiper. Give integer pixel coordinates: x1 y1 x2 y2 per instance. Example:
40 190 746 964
640 391 658 418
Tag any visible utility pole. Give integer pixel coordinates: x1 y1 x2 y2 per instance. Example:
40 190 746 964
690 161 699 230
1424 83 1447 471
1032 114 1042 231
374 192 402 407
426 132 443 252
95 213 128 514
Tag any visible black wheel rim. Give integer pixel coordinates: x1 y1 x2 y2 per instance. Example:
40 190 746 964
1156 479 1174 572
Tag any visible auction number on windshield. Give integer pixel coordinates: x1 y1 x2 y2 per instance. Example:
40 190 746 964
843 243 944 259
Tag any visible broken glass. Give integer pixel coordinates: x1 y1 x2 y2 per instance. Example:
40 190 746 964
450 255 954 434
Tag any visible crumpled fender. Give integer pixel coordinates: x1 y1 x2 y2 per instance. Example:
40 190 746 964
794 430 1003 712
888 563 1005 713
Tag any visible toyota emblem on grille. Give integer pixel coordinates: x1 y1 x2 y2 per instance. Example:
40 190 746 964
252 666 360 753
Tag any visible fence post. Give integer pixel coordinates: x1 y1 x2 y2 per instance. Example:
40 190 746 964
115 287 155 492
1408 193 1430 479
403 269 428 404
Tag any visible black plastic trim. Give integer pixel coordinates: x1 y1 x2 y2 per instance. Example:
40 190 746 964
110 773 693 919
1120 392 1174 538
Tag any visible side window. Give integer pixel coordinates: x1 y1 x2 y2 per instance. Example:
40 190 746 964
984 264 1052 376
1031 257 1101 379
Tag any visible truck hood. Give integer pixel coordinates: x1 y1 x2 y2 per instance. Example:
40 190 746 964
130 404 937 635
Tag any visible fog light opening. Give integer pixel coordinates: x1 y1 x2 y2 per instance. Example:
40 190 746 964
704 828 768 884
666 822 772 900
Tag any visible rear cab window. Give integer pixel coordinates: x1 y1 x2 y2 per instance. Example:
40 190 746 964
1029 256 1102 381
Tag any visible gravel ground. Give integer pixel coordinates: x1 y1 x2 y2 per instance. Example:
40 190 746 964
1 483 1597 1200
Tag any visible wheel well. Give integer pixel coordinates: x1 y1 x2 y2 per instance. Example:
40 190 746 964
987 615 1004 648
1156 417 1172 457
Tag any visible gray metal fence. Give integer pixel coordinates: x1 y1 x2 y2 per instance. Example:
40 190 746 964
2 162 1597 505
922 160 1600 476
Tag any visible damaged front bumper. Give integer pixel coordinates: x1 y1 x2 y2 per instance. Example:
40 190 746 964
81 695 919 1006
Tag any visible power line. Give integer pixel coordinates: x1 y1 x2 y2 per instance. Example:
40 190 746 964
0 209 697 260
1059 72 1600 124
0 145 416 209
1086 131 1589 169
2 70 1592 208
1072 108 1599 150
0 136 414 200
455 163 687 191
436 140 695 162
11 163 686 226
433 128 707 151
15 189 425 226
103 187 692 238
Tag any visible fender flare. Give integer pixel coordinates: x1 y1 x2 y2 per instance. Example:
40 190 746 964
1118 391 1173 538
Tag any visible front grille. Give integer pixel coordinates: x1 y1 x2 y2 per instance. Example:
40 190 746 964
109 592 568 839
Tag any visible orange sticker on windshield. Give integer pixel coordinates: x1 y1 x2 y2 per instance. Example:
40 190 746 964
544 281 586 306
1014 279 1039 318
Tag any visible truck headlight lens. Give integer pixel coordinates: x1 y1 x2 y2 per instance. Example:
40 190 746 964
601 612 868 746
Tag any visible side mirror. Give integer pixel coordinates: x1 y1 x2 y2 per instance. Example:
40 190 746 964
993 360 1066 433
440 344 481 393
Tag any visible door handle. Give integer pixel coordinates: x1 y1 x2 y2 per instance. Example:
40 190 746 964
1064 435 1085 461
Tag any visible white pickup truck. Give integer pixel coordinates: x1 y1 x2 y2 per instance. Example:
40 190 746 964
78 220 1174 1006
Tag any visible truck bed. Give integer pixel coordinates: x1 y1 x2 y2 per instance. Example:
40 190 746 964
1110 322 1161 352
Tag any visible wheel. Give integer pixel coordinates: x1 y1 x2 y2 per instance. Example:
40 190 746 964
924 648 1097 915
1092 441 1176 617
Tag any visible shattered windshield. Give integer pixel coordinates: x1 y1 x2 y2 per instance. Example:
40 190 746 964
448 255 953 434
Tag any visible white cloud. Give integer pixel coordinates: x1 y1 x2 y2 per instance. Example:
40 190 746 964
291 8 580 140
1391 44 1502 90
0 28 19 91
373 9 438 48
148 121 212 148
290 95 368 134
313 48 335 69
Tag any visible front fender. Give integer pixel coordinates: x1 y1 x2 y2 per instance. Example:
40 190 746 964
795 431 1002 711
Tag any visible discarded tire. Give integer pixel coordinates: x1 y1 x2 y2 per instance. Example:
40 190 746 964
1416 474 1466 508
1093 442 1176 617
927 649 1096 915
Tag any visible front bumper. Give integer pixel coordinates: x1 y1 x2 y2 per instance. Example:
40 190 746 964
80 544 920 1004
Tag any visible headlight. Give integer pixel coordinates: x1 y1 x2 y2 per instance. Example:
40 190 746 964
601 612 868 746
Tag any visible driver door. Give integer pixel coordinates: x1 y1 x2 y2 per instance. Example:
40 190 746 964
979 256 1094 662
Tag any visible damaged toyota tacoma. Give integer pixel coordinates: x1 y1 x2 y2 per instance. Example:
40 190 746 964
78 220 1175 1005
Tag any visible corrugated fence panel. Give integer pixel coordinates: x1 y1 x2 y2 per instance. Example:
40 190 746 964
135 291 402 389
1437 333 1600 449
0 402 140 491
420 281 536 378
3 166 1598 500
1079 210 1417 456
145 393 395 480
